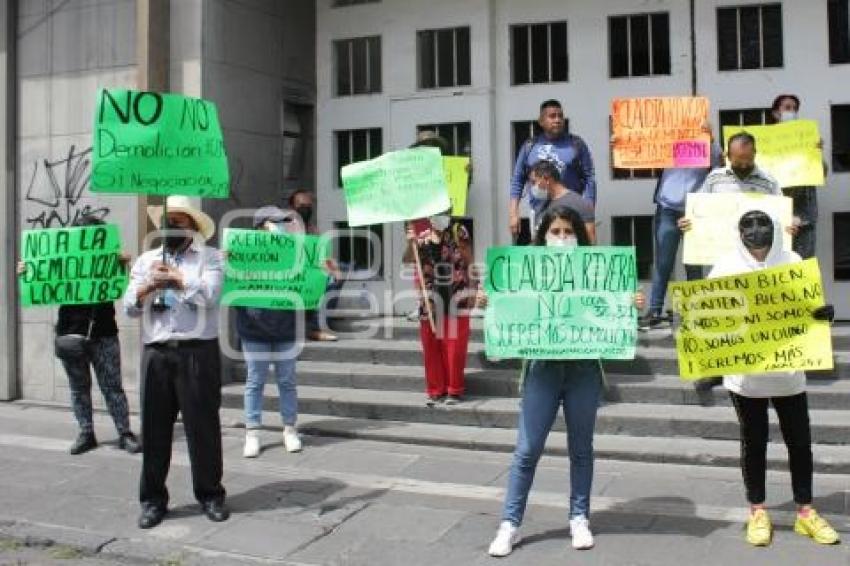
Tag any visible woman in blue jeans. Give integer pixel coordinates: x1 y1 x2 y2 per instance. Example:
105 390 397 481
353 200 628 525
236 206 306 457
488 206 644 556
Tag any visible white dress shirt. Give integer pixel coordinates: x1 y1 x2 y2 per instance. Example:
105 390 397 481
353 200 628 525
124 243 222 344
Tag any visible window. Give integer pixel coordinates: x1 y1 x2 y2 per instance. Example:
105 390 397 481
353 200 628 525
510 21 568 85
829 0 850 64
281 103 312 181
718 107 770 150
335 128 382 186
612 216 654 280
835 213 850 280
609 13 671 78
416 122 471 156
418 27 471 89
333 221 384 279
512 121 543 159
717 4 783 71
333 0 379 7
334 36 381 96
832 104 850 172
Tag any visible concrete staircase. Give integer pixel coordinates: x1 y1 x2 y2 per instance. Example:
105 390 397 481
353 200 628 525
221 317 850 473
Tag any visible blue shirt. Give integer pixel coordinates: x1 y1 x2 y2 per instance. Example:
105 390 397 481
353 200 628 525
654 142 723 212
510 133 596 215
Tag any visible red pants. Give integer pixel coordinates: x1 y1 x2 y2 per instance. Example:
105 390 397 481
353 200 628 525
419 316 470 397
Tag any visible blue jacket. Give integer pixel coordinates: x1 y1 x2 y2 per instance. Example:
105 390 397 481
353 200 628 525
510 133 597 214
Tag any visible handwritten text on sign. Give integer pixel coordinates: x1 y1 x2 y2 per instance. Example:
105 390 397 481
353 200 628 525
341 147 451 227
222 229 330 310
683 193 793 265
723 120 824 188
442 156 470 217
669 259 833 379
612 97 710 169
91 89 230 198
19 225 128 307
484 246 638 360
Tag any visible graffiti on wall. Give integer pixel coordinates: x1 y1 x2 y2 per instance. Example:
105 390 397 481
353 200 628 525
24 145 111 229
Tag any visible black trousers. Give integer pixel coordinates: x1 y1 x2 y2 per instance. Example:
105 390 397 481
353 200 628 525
139 339 225 508
730 391 813 505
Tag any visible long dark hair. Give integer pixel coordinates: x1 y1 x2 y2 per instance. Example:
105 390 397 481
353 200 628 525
533 205 591 247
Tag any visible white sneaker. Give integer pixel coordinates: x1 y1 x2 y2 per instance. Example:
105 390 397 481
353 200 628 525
569 516 594 550
488 520 521 557
283 426 302 453
243 429 260 458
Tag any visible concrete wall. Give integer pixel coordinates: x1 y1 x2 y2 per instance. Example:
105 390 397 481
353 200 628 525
201 0 316 235
16 0 140 404
316 0 850 315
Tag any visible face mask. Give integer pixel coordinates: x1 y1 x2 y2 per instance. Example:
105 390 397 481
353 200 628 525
431 215 450 231
163 222 193 251
530 184 549 200
779 111 798 122
739 217 773 250
546 235 578 248
295 205 313 224
731 165 754 179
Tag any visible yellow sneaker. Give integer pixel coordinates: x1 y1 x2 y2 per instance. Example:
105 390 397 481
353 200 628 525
794 510 840 545
746 509 772 546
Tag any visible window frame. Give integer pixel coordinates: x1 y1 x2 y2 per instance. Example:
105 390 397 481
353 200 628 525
607 11 672 78
831 104 850 173
334 127 383 188
332 221 385 280
417 26 472 90
333 35 382 97
716 3 784 72
416 122 472 156
509 21 569 85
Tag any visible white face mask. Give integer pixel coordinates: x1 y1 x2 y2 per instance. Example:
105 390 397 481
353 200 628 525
431 215 450 231
530 184 549 200
779 111 798 122
546 235 578 248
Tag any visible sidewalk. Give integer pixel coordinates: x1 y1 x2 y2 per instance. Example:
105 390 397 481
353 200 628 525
0 401 846 565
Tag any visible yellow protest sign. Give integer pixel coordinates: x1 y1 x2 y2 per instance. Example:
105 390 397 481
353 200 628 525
443 156 469 217
611 97 710 169
723 120 824 188
669 258 833 380
683 193 792 265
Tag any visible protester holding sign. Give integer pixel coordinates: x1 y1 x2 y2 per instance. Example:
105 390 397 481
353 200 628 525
236 206 307 458
17 216 139 456
770 94 824 259
509 99 596 242
707 210 839 547
124 196 229 529
488 206 644 557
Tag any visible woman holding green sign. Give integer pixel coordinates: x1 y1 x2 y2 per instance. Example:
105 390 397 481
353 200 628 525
487 206 644 557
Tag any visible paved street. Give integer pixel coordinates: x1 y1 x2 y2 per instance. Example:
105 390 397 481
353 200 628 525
0 401 846 566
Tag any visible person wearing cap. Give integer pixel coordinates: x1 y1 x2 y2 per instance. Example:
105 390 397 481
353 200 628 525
123 195 229 529
236 206 305 457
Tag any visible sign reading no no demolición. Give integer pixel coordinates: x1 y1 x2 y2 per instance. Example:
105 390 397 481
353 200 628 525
91 89 230 198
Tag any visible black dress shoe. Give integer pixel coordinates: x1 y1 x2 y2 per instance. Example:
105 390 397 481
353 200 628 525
119 432 141 454
69 432 97 455
201 500 230 522
138 504 167 529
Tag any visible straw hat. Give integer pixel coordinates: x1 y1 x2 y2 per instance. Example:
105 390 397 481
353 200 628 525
147 195 216 240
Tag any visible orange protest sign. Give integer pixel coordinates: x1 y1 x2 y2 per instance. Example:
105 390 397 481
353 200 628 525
612 97 710 169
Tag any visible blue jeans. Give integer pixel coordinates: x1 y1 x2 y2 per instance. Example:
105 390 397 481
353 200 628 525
649 205 703 315
502 360 602 524
242 340 298 428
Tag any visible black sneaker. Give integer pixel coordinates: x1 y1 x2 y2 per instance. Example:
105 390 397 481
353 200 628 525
69 432 97 455
445 395 463 406
638 314 666 331
119 432 141 454
426 395 445 407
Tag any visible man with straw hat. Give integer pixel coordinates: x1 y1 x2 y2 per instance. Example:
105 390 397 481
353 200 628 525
124 195 229 529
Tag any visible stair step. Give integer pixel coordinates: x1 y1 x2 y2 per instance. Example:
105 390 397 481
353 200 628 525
219 407 850 474
227 361 850 410
220 384 849 444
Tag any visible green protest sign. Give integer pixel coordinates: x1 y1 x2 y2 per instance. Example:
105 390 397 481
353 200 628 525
222 229 330 310
341 147 451 227
484 246 638 360
19 225 128 307
91 89 230 198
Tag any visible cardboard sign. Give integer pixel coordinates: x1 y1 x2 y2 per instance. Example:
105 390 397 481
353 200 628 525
443 156 470 217
19 225 128 306
484 246 638 360
670 259 833 379
612 97 710 169
222 229 330 310
341 147 451 227
683 193 793 265
91 89 230 197
723 120 825 188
